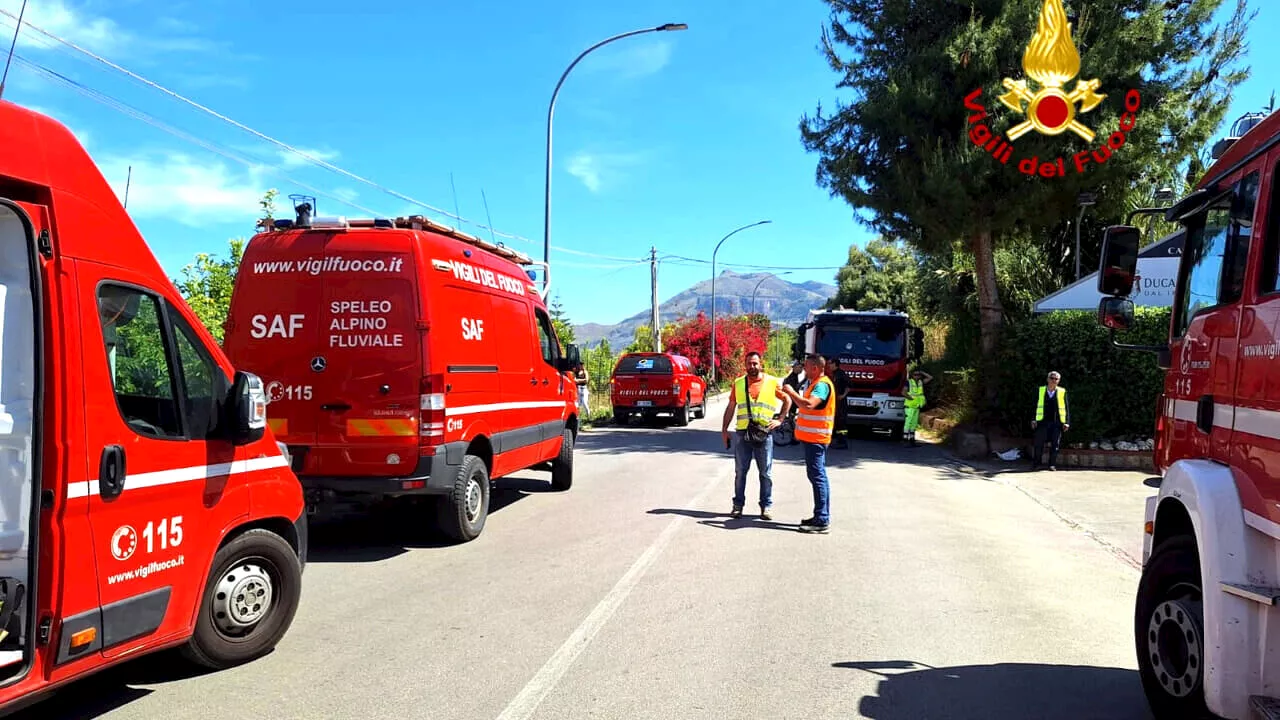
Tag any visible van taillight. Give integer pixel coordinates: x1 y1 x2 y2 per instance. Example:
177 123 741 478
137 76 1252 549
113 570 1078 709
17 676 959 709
420 374 446 447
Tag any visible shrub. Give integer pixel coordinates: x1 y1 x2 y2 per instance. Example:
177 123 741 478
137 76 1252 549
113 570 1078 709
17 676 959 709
993 307 1171 443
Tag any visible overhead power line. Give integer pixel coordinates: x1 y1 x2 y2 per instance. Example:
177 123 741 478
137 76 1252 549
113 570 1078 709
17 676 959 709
0 7 529 242
13 54 386 218
659 253 844 271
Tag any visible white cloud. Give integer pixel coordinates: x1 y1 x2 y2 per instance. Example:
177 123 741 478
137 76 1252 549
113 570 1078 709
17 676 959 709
565 151 643 194
588 39 674 80
0 0 217 58
277 147 340 170
95 152 267 228
1 0 127 55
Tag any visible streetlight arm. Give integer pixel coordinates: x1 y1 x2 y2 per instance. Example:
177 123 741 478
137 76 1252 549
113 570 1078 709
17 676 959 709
708 220 771 383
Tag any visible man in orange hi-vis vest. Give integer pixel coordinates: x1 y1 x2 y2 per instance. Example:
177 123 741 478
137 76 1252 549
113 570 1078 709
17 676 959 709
779 353 836 533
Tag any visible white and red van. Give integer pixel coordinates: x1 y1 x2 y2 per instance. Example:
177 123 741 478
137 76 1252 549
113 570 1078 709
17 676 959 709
223 204 581 543
0 101 305 714
1097 108 1280 720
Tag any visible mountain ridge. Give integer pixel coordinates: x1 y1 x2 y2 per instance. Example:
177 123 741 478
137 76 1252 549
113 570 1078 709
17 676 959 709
573 270 837 349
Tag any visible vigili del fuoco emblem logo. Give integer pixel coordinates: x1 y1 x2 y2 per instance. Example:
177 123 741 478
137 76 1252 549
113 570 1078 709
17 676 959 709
963 0 1142 177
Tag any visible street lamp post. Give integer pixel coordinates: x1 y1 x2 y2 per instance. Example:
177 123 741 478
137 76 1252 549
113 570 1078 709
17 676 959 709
1075 191 1097 281
709 220 772 384
542 23 688 295
751 271 791 315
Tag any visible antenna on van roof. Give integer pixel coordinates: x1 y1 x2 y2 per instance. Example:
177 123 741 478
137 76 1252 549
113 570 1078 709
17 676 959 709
449 173 461 231
123 165 132 209
0 0 29 100
481 189 498 246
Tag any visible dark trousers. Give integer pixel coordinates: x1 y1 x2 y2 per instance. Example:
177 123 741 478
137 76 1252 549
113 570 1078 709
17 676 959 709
1033 422 1063 466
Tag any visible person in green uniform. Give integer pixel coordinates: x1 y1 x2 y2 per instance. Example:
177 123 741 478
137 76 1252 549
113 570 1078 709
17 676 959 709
903 369 932 445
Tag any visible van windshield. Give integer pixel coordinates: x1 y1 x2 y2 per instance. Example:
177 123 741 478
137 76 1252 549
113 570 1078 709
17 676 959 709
616 355 672 374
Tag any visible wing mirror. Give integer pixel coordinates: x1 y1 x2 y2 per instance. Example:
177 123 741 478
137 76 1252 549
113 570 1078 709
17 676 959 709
1097 297 1135 331
556 343 582 373
228 370 267 445
910 327 925 361
1097 225 1141 297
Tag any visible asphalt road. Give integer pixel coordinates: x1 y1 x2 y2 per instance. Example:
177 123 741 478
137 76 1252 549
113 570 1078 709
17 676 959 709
17 397 1155 720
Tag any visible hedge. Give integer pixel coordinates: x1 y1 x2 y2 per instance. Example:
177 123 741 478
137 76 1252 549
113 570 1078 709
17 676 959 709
993 307 1171 443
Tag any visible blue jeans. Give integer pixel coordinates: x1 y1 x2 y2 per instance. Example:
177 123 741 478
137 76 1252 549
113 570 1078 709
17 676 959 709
804 442 829 524
733 431 773 509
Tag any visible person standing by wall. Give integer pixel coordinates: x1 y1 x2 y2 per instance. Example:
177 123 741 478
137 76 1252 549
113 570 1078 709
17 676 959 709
721 351 791 520
1031 371 1070 471
780 354 836 534
903 369 932 446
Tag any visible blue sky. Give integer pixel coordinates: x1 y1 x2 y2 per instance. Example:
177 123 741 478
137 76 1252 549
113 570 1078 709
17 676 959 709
1 0 1276 327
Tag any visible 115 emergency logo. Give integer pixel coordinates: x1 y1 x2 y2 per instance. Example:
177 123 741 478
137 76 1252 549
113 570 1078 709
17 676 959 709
963 0 1141 177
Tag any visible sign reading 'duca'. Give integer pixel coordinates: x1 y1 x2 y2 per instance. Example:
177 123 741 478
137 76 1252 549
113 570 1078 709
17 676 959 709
962 0 1141 178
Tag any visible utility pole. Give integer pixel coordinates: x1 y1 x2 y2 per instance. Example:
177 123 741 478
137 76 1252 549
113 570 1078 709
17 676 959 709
650 246 661 352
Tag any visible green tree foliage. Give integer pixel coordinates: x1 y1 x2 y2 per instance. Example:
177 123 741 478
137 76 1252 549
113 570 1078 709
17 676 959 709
800 0 1253 400
994 306 1170 442
174 238 244 343
626 324 655 354
548 295 576 347
828 238 918 312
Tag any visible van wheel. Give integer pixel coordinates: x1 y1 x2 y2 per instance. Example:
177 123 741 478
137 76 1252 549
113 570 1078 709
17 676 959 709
182 529 302 669
695 403 706 419
675 399 691 427
551 428 574 491
438 455 489 542
613 410 628 426
1135 535 1209 719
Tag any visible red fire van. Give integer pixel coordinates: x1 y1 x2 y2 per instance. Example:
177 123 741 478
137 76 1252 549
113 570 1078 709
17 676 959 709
0 101 306 714
223 206 582 542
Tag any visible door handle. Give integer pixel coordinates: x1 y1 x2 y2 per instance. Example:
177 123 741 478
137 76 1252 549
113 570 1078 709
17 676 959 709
320 403 352 411
98 445 126 500
1195 395 1215 434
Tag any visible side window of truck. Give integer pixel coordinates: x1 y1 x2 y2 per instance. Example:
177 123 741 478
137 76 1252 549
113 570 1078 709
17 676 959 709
166 305 228 439
1174 207 1232 337
1259 162 1280 295
97 285 182 438
1222 171 1259 304
534 309 558 367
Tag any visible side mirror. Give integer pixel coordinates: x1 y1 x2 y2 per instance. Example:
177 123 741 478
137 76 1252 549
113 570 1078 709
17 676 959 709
556 343 581 372
1097 225 1141 296
1097 297 1135 331
229 370 267 444
911 327 925 361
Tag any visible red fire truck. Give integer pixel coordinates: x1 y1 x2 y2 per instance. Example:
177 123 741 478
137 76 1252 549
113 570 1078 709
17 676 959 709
1096 109 1280 720
0 101 306 714
793 308 925 440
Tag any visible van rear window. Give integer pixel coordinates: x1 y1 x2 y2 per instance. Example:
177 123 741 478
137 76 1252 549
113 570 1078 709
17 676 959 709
617 355 672 374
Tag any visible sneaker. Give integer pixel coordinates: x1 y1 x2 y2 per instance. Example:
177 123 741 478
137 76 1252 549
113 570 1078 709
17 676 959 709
730 506 743 518
1049 465 1057 471
760 507 773 521
798 522 829 533
800 516 818 526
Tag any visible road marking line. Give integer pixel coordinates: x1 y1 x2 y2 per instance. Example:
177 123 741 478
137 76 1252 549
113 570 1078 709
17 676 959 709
495 468 726 720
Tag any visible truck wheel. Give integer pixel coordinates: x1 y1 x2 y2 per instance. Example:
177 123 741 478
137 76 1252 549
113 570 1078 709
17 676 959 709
890 425 904 441
182 529 302 669
551 428 574 491
613 410 628 426
438 455 489 542
1135 535 1209 719
675 398 691 427
693 403 706 420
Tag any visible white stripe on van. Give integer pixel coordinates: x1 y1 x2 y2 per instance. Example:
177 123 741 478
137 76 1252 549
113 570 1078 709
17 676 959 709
445 401 568 417
66 455 290 499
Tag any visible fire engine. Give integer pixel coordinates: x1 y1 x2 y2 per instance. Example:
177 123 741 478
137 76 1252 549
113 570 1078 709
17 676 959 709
1096 108 1280 720
793 308 925 439
0 101 306 714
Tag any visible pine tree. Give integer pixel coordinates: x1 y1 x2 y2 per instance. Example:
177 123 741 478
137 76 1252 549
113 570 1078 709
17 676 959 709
549 295 576 347
801 0 1253 403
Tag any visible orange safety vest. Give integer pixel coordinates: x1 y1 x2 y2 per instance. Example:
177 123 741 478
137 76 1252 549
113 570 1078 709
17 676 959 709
794 375 836 445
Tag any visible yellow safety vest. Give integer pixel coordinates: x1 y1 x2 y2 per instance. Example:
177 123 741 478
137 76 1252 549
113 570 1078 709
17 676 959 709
905 378 925 408
734 374 782 430
794 376 836 445
1035 386 1067 422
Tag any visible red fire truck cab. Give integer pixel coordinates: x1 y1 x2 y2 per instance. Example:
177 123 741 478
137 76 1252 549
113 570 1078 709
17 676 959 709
609 352 706 426
223 201 581 543
1097 108 1280 720
0 101 306 714
794 309 925 440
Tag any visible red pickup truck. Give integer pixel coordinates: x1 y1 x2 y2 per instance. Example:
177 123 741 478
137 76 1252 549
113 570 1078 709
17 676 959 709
610 352 706 426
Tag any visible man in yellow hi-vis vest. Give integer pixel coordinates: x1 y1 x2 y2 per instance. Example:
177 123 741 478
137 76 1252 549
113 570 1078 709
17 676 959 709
1031 371 1070 470
721 351 791 519
780 354 837 533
